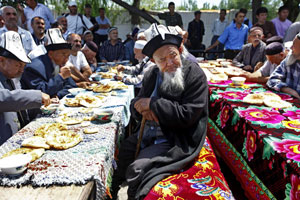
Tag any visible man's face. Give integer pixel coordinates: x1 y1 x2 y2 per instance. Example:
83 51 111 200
82 47 96 61
235 13 245 24
168 5 175 13
3 7 18 27
68 5 77 15
256 13 267 24
25 0 36 7
279 9 289 21
134 48 145 62
32 18 45 35
195 13 201 20
152 45 182 73
99 9 105 17
84 33 93 43
70 35 82 52
84 7 91 16
0 56 26 79
109 30 118 40
58 17 68 31
291 37 300 60
48 49 71 66
266 52 285 65
249 30 263 45
220 11 226 18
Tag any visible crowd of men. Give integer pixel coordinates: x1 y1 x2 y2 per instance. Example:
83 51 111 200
1 1 300 199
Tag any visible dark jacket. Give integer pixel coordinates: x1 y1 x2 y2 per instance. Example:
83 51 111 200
21 54 77 99
188 19 205 44
130 58 208 199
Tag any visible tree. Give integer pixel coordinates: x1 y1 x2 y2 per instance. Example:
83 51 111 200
282 0 300 21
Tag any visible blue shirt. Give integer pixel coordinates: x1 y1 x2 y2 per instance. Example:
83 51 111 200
218 23 248 50
267 58 300 94
95 16 111 35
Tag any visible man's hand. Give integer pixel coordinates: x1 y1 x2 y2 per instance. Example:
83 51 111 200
50 96 60 104
41 93 50 107
141 110 159 123
243 65 252 71
254 62 264 72
76 81 91 88
117 65 125 72
281 87 300 100
59 66 71 79
134 98 151 114
114 75 123 81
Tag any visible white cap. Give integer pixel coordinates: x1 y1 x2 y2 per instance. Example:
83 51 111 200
0 31 31 63
68 1 77 7
45 28 71 51
144 24 171 41
134 40 147 50
284 41 293 50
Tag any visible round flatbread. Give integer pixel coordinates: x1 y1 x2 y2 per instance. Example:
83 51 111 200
83 128 98 134
35 123 67 137
22 136 50 149
93 84 112 93
243 93 265 105
64 98 80 107
56 115 83 125
46 130 83 150
264 98 292 108
78 95 102 108
261 92 281 100
1 148 45 162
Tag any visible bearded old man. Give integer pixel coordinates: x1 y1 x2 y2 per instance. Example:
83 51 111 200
267 33 300 99
110 24 208 200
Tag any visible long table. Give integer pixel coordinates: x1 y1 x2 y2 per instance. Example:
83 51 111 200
205 69 300 199
0 84 134 200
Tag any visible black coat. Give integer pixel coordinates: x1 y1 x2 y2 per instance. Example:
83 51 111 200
188 19 205 44
130 58 209 199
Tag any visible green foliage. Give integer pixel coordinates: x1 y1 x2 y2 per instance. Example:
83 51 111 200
140 0 166 10
1 0 45 7
177 0 198 11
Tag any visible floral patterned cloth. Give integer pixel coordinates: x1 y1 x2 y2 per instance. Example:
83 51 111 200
208 84 300 199
144 137 235 200
0 85 134 200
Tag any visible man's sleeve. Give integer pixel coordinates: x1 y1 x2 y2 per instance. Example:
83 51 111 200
80 52 89 68
157 13 166 20
259 61 271 77
217 26 229 45
266 60 288 91
46 6 55 24
56 77 77 99
83 15 94 29
118 44 125 61
178 14 183 27
233 45 245 65
0 88 42 112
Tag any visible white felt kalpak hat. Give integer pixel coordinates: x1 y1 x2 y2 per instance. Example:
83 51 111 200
134 40 147 50
143 23 182 58
0 31 31 63
45 28 71 51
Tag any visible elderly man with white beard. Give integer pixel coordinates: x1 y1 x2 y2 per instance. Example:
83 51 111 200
110 24 208 200
267 33 300 99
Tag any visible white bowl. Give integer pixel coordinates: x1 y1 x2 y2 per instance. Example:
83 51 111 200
68 88 85 96
0 154 31 175
94 109 114 122
41 104 59 115
231 77 246 86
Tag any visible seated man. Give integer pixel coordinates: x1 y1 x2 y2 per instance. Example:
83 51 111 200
21 28 77 99
0 31 50 145
110 24 208 200
267 34 300 99
99 27 125 62
66 33 92 87
243 42 286 83
116 40 154 89
81 41 98 72
233 27 266 72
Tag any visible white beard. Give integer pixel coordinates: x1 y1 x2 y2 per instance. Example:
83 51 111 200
286 51 300 66
160 67 185 95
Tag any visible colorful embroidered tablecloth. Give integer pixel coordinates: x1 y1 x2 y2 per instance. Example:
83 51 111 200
208 82 300 200
0 85 134 200
145 137 235 200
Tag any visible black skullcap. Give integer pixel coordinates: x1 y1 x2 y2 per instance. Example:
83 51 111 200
142 34 182 58
265 42 284 55
85 41 98 53
266 36 283 45
85 3 91 8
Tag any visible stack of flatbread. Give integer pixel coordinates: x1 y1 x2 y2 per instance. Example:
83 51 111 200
93 84 113 93
243 92 292 108
64 94 103 108
108 81 128 90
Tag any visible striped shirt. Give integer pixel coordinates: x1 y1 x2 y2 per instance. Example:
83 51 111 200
0 26 37 55
267 57 300 94
24 3 55 33
99 40 125 62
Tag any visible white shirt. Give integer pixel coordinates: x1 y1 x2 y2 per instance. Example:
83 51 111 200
66 14 93 35
24 3 55 33
0 26 37 55
211 18 228 36
259 60 278 77
68 51 89 71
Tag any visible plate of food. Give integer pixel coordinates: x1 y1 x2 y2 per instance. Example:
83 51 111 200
76 94 102 108
93 84 112 93
264 98 292 108
1 148 45 162
45 130 83 150
243 93 265 105
56 114 83 125
0 154 32 175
